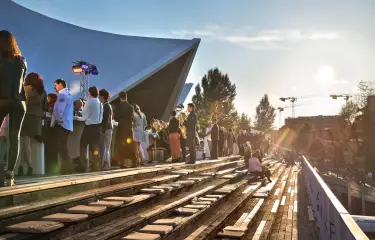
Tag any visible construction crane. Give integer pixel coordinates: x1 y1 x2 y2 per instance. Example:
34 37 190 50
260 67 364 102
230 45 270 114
330 94 351 103
279 94 318 118
277 103 305 128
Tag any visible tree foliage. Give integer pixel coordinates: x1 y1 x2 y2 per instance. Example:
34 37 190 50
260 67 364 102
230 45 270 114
355 80 375 108
239 113 251 130
192 67 238 129
339 100 359 126
254 94 276 132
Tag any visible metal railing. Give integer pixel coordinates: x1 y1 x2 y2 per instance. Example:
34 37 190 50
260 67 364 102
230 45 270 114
302 155 369 240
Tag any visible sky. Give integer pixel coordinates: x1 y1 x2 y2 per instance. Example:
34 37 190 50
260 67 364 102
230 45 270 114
14 0 375 128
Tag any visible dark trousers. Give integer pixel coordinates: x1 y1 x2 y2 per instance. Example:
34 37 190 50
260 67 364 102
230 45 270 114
0 99 25 172
43 122 58 175
80 124 101 172
187 136 196 163
218 140 224 157
211 140 219 160
54 125 74 174
180 137 187 161
114 124 136 167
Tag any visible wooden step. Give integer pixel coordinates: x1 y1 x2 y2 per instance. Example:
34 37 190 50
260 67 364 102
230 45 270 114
66 205 107 214
152 217 183 226
122 232 161 240
138 225 173 235
5 221 64 233
174 207 200 215
88 200 124 208
41 213 88 223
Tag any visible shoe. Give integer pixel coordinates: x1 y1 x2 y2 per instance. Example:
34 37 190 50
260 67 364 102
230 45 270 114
5 171 15 186
185 161 195 165
27 167 33 176
18 166 23 177
102 162 110 171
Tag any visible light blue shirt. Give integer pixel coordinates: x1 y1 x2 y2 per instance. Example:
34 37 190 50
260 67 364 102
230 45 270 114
51 88 73 131
79 97 103 125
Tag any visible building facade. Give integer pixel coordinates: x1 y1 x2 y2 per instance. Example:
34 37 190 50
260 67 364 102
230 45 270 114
0 0 200 120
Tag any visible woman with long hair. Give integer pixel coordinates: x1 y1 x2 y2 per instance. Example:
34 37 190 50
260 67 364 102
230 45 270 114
18 72 47 176
132 104 147 165
0 30 27 186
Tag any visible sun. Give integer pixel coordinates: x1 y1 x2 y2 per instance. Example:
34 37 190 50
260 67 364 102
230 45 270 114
315 65 335 87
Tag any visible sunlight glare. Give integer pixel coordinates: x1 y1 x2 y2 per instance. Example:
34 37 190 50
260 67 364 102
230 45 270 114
315 65 335 87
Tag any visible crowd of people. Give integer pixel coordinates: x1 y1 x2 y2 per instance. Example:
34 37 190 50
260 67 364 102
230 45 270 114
0 30 274 187
0 30 205 187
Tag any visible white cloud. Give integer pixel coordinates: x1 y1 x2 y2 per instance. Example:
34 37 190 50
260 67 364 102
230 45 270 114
70 81 81 96
170 26 340 50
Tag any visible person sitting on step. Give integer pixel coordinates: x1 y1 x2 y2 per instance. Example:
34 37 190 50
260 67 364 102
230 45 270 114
246 149 272 182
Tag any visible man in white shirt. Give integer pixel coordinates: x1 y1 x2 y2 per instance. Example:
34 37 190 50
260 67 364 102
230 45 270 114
78 86 103 172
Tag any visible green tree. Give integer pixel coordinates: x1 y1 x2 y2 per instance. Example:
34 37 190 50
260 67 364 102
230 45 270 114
339 100 359 126
239 112 251 130
254 94 276 132
192 67 238 129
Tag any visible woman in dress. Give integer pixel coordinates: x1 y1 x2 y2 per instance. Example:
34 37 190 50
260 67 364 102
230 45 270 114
0 31 27 186
18 72 47 176
132 104 147 165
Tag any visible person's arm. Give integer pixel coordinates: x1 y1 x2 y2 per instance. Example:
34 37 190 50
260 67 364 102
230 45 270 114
42 92 48 113
19 59 27 101
101 104 109 132
80 99 92 121
130 106 135 125
143 114 147 130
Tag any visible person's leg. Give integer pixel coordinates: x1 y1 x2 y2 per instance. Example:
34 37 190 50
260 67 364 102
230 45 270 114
134 142 140 164
57 126 73 175
208 140 212 158
211 140 217 159
6 101 25 184
188 137 196 164
102 129 112 170
90 125 101 172
99 132 105 165
79 125 89 172
45 124 58 175
22 136 33 176
0 137 6 164
180 137 187 162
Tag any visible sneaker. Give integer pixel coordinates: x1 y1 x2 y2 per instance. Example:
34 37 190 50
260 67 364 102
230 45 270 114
102 162 110 171
5 171 15 187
